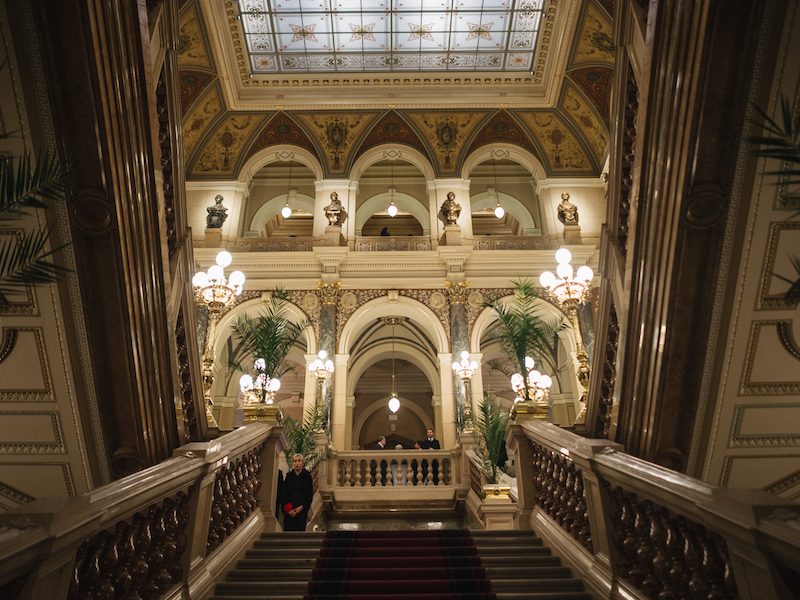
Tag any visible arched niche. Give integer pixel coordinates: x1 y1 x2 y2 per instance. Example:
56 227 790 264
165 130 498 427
237 145 324 184
346 339 440 398
338 295 449 356
470 295 568 355
212 295 317 366
355 191 430 235
352 396 433 450
460 143 547 182
349 145 435 183
248 192 316 234
470 190 539 235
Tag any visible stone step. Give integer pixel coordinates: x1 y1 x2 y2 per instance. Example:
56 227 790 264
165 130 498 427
494 594 592 600
479 554 561 566
214 581 308 594
226 568 313 581
485 566 572 579
473 544 552 555
235 557 320 569
490 577 585 592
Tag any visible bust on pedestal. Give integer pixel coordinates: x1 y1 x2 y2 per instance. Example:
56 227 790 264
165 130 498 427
557 192 582 243
439 191 462 246
323 191 346 246
205 194 227 247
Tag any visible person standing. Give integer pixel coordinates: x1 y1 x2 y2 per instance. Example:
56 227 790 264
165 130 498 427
372 436 388 484
418 428 441 484
281 453 313 531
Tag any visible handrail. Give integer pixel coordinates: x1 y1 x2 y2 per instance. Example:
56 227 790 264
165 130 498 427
0 423 286 600
507 419 800 600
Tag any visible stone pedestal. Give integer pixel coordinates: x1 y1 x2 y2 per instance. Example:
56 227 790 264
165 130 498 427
562 223 582 244
480 492 517 529
440 224 462 246
204 228 222 247
323 225 344 246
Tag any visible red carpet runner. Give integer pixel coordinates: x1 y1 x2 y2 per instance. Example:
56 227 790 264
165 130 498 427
305 530 496 600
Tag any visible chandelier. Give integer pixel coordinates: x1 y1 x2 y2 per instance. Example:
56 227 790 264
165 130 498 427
309 349 335 381
538 248 593 307
387 319 400 413
192 250 245 312
387 159 398 218
281 160 294 219
511 356 553 404
491 159 504 219
239 358 281 404
451 350 477 430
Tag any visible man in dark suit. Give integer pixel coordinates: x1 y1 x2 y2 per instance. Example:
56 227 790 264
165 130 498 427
418 428 441 484
372 435 388 484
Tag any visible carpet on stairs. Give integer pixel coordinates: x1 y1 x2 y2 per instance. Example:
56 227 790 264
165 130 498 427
306 530 496 600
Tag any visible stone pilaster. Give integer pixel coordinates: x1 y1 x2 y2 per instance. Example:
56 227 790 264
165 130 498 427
446 281 471 432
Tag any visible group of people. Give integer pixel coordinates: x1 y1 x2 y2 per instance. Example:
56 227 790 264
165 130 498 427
372 428 441 486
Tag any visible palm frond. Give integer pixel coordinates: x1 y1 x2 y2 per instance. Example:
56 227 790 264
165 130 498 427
283 394 328 468
476 395 510 484
485 278 565 401
748 95 800 203
0 228 70 296
228 291 310 377
0 152 67 216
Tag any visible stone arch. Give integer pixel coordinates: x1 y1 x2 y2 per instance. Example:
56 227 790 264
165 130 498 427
470 190 539 234
213 295 317 364
346 339 440 398
460 143 547 182
338 295 449 355
352 396 433 449
348 144 436 183
355 191 431 235
237 145 324 184
248 192 316 234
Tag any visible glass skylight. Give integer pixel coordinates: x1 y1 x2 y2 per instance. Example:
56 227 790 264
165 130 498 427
237 0 545 74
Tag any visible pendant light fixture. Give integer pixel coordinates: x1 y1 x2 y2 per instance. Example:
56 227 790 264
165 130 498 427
388 319 400 413
492 159 505 219
387 159 398 218
281 160 293 219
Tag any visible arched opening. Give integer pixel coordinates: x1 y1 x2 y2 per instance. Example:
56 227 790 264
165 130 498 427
243 160 316 238
468 159 539 237
355 159 429 237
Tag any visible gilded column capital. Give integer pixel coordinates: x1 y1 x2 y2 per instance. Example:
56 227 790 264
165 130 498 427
445 280 470 305
317 281 341 305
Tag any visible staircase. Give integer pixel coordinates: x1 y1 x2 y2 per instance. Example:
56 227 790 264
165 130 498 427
211 530 589 600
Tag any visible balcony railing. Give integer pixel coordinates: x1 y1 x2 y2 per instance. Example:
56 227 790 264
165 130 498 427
507 419 800 600
221 235 562 252
0 423 285 600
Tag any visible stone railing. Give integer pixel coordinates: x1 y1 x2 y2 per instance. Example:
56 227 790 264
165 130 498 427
331 449 453 487
507 420 800 600
353 236 433 251
228 237 314 252
471 235 551 251
0 423 285 600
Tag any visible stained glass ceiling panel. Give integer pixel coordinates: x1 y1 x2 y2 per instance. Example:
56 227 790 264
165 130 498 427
237 0 545 73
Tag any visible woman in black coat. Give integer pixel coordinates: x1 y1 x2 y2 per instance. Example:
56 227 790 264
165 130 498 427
281 453 313 531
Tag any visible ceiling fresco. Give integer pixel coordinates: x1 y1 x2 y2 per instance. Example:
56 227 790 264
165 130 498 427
178 0 615 179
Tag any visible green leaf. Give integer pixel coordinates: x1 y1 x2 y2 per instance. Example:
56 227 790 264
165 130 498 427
476 394 510 484
0 152 67 217
0 228 70 296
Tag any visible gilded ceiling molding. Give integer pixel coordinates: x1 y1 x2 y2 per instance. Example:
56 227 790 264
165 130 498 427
239 112 318 170
730 402 800 448
757 221 800 310
0 326 17 364
567 67 614 124
182 84 224 164
513 110 597 175
177 1 215 71
292 112 381 175
351 111 433 172
0 411 65 454
560 82 609 165
179 69 217 115
462 110 543 173
190 113 269 177
0 328 53 403
741 321 800 396
763 468 800 495
777 321 800 360
569 0 616 68
403 111 491 174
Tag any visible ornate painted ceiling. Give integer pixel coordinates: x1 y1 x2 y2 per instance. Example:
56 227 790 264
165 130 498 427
179 0 615 180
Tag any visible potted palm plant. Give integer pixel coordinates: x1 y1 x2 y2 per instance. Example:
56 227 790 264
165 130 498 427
476 394 511 497
485 278 563 420
229 290 309 423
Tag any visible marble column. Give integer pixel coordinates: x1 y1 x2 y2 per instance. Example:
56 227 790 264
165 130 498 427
436 355 457 449
317 282 339 440
446 281 472 432
332 354 349 450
